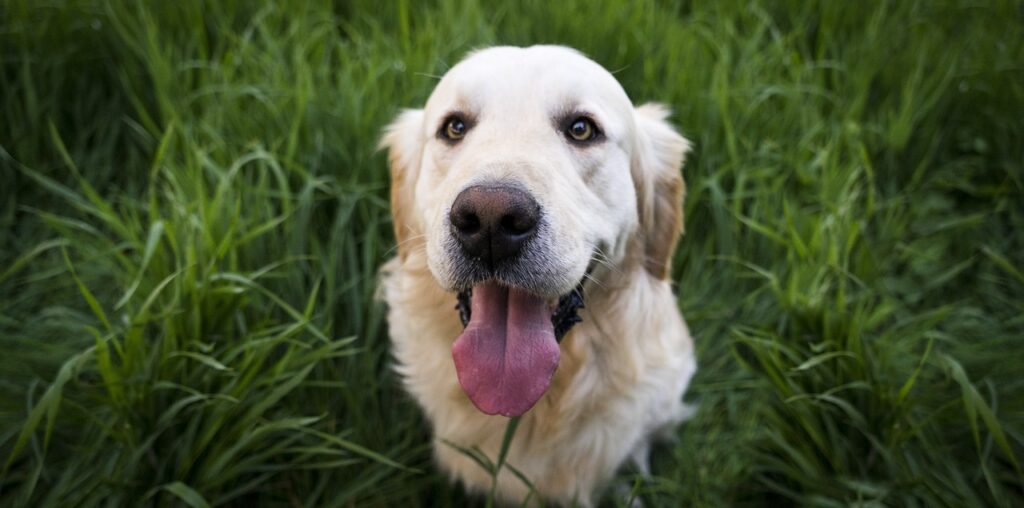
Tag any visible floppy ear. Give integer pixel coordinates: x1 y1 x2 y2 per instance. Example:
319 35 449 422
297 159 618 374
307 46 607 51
379 109 426 260
631 103 691 280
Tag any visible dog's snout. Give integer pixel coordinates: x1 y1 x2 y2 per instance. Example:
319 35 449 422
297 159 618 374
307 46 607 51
450 185 540 268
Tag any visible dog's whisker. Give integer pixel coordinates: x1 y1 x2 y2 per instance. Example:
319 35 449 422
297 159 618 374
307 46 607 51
589 254 615 271
589 247 622 277
384 233 429 256
582 270 606 291
414 71 444 80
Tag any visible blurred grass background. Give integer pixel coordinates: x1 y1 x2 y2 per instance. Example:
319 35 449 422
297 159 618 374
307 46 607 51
1 0 1022 506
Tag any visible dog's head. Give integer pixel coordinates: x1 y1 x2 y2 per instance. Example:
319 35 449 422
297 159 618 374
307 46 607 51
381 46 690 416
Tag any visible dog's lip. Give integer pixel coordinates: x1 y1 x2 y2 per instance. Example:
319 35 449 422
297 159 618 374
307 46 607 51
453 250 597 297
454 260 592 340
460 282 569 312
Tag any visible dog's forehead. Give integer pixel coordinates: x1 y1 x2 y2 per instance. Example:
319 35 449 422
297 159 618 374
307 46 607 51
426 46 632 117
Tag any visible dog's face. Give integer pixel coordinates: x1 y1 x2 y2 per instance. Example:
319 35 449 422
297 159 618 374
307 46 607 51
416 46 640 298
382 46 690 416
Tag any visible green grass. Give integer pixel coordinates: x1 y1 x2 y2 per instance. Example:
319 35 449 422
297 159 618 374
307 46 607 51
1 0 1022 506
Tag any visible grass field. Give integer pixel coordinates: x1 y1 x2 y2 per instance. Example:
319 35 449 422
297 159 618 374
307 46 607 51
1 0 1023 506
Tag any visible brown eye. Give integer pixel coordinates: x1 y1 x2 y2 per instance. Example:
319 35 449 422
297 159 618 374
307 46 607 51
567 117 597 142
444 117 467 140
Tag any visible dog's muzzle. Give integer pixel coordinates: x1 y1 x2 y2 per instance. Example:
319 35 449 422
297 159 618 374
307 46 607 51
445 182 591 417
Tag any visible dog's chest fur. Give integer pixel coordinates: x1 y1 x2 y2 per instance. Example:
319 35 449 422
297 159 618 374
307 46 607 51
380 255 695 505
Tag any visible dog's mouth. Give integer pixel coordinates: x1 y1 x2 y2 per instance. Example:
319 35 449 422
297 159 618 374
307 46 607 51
451 281 586 417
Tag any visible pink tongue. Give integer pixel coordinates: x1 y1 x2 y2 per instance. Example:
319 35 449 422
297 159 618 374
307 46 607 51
451 281 560 416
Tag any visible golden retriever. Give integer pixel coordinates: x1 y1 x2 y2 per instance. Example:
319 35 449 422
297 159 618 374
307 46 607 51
379 45 696 505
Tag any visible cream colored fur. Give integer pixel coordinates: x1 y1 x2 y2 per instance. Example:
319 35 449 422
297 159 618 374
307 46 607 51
379 45 696 506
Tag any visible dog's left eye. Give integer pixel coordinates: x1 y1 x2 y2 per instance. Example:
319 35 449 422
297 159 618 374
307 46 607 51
566 117 599 142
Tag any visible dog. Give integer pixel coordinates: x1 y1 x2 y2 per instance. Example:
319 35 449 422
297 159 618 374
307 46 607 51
379 45 696 505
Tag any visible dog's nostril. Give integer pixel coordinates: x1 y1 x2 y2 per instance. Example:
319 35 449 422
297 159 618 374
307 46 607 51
500 213 535 236
453 211 481 234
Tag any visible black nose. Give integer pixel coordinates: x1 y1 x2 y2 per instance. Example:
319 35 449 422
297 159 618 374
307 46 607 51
449 185 541 269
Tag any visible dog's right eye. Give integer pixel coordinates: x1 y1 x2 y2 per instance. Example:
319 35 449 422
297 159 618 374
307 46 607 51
441 116 468 141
